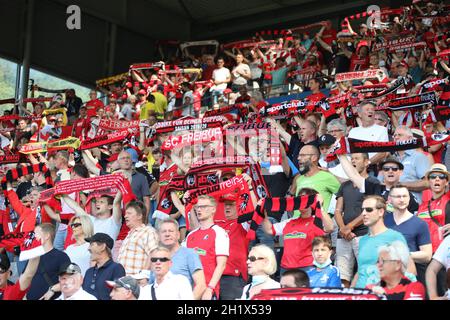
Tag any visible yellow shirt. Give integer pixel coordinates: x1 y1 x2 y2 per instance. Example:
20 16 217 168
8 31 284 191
140 102 156 120
152 92 168 119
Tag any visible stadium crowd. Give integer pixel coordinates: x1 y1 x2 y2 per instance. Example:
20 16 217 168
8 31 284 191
1 0 450 301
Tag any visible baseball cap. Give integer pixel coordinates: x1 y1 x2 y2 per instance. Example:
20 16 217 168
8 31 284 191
131 270 151 280
58 262 82 276
85 233 114 250
138 89 147 96
106 276 140 299
318 134 336 146
125 148 139 164
379 156 404 170
0 253 11 272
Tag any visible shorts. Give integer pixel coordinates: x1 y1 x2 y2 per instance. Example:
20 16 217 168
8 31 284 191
335 236 361 282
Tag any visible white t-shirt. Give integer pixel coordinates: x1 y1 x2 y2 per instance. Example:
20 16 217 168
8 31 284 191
240 278 281 300
89 215 121 241
138 285 152 300
65 242 91 277
232 63 251 86
212 67 231 90
151 272 193 300
56 288 97 300
433 235 450 270
348 124 389 159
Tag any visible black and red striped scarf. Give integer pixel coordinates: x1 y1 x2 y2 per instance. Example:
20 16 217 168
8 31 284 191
78 129 129 150
1 163 52 192
243 195 318 240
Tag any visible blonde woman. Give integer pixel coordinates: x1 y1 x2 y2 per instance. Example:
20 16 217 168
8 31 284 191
64 215 94 276
240 244 280 300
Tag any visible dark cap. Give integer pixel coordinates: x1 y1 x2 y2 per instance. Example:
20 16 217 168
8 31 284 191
85 233 114 250
106 276 140 299
58 262 82 276
318 134 336 146
379 156 404 170
0 253 10 271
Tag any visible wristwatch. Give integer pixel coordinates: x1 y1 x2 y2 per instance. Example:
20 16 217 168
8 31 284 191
49 286 56 293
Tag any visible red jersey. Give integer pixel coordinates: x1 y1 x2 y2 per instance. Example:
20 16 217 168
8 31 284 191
0 281 28 300
72 117 90 138
349 54 369 72
6 190 51 233
216 220 250 281
185 224 229 297
85 99 104 118
367 277 425 300
417 191 450 252
272 216 324 269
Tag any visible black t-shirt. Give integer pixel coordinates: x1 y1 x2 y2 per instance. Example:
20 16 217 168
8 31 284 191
288 135 320 169
336 178 377 237
364 178 419 213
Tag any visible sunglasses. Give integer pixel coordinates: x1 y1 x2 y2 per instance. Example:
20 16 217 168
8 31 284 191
382 166 400 172
150 257 171 263
70 223 82 229
362 207 379 212
247 256 265 262
428 173 447 180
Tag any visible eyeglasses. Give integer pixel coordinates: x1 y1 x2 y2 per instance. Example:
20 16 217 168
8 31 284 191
382 166 400 172
70 223 82 229
327 129 343 134
194 205 214 211
247 256 265 262
428 173 448 180
374 118 385 122
362 207 380 213
0 269 8 274
377 259 399 265
150 257 171 263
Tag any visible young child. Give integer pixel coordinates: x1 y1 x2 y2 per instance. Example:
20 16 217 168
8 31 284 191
307 236 342 288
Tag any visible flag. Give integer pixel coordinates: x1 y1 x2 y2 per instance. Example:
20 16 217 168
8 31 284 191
19 231 45 261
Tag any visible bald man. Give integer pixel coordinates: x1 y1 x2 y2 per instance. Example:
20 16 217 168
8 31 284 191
290 145 341 216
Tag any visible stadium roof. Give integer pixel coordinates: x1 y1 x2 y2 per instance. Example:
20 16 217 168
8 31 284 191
0 0 394 88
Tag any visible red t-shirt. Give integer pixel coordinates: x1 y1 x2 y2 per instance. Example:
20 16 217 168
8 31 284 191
185 224 229 297
216 219 250 281
85 99 105 118
0 281 28 300
272 216 325 268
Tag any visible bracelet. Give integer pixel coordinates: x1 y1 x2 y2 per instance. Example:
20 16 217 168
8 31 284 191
249 188 254 191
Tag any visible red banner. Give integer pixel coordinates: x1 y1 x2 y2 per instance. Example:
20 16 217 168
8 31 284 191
252 287 385 300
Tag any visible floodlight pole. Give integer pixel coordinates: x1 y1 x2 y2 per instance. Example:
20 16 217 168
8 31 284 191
18 0 35 115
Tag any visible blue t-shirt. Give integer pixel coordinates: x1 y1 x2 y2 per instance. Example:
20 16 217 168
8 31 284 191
307 264 342 288
356 229 407 288
26 248 71 300
384 213 431 252
150 246 203 286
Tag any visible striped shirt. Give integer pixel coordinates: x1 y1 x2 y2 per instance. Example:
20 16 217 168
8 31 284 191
118 224 159 275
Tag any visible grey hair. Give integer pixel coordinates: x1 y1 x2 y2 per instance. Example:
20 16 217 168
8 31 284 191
395 125 414 138
249 244 278 276
252 91 264 102
327 118 347 132
374 111 389 123
377 241 410 272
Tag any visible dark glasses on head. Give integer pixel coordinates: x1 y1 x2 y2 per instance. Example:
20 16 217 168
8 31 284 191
382 166 399 172
70 223 82 229
247 256 265 262
150 257 170 263
428 173 447 180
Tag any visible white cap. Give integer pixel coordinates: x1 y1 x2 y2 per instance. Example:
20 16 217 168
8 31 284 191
132 270 151 280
